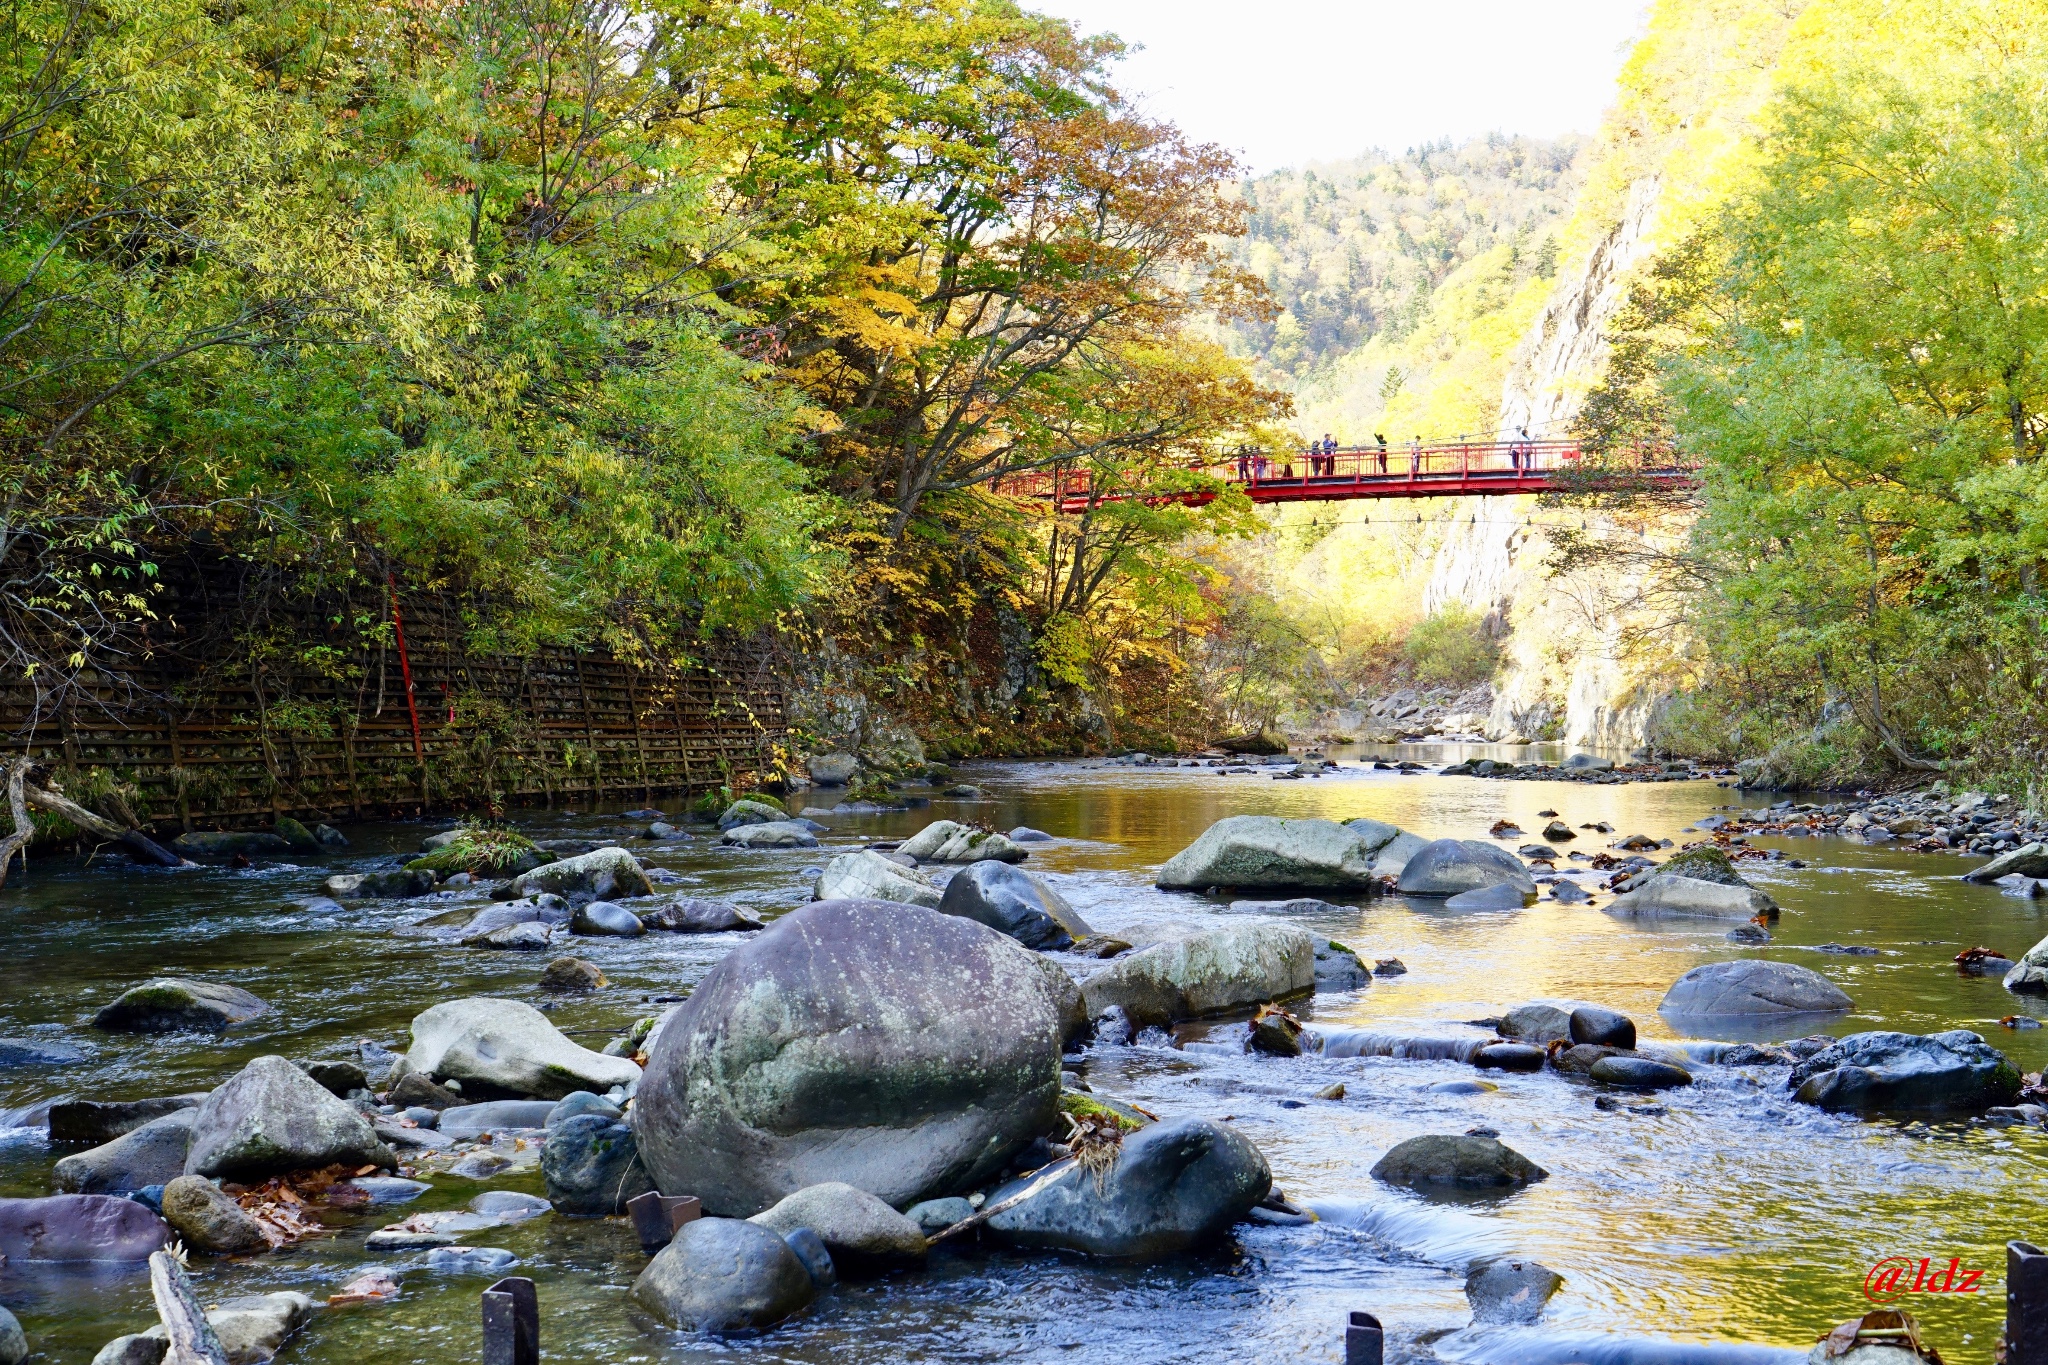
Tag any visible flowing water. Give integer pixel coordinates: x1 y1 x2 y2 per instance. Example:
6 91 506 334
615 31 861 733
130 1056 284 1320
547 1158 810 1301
3 746 2044 1363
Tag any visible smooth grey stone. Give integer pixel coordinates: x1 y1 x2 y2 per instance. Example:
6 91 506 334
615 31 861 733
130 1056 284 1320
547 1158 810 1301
635 899 1066 1215
1660 961 1853 1017
1155 815 1391 891
469 1190 553 1221
170 831 290 858
1570 1007 1637 1049
1473 1043 1546 1071
570 900 646 937
983 1118 1270 1258
542 1115 655 1215
631 1217 816 1331
408 998 638 1099
639 898 764 933
1589 1056 1692 1089
425 1245 517 1274
1397 840 1536 898
896 820 1025 863
93 980 269 1034
0 1310 21 1365
1008 827 1054 843
1789 1030 2020 1113
1443 882 1533 910
1370 1134 1547 1189
1079 922 1314 1030
323 869 435 899
438 1101 557 1137
935 860 1092 949
720 820 821 850
53 1111 195 1194
303 1060 369 1097
749 1181 927 1262
185 1055 392 1180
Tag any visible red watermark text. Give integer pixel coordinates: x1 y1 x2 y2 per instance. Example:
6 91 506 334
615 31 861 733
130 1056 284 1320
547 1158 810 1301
1863 1256 1986 1302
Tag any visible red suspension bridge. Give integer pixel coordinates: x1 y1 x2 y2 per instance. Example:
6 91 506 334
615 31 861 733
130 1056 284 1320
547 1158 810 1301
995 438 1695 514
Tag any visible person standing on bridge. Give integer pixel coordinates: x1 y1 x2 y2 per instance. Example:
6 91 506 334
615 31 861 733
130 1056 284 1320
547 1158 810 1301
1252 449 1268 482
1321 433 1336 478
1409 436 1421 476
1375 433 1388 474
1236 445 1250 481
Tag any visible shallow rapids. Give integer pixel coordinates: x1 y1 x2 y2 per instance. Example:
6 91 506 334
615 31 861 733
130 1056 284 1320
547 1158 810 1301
2 743 2042 1362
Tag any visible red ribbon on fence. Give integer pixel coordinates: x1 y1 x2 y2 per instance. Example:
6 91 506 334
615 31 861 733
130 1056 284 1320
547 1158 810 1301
386 572 425 765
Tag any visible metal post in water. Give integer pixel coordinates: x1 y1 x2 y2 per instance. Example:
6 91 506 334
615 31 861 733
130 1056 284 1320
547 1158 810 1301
2010 1242 2048 1365
626 1191 703 1253
1344 1310 1384 1365
481 1276 538 1365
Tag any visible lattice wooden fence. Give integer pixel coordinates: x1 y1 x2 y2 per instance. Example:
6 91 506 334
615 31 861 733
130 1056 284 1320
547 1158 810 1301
0 581 786 829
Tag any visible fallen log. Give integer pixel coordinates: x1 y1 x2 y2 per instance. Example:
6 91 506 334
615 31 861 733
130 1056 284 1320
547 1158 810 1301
25 782 190 868
149 1249 230 1365
0 758 192 888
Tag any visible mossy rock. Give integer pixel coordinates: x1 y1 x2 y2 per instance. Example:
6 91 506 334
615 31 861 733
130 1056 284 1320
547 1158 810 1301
1659 845 1751 888
274 816 321 852
1059 1091 1150 1133
407 828 546 877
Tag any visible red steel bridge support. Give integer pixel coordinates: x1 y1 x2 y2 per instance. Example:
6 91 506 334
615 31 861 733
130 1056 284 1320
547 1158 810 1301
995 440 1695 513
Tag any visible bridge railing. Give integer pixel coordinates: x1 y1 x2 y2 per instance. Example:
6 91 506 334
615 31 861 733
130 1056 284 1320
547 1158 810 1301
989 440 1692 506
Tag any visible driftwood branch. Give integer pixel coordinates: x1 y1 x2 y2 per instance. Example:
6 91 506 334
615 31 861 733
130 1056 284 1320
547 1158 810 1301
148 1249 230 1365
926 1158 1074 1245
0 758 30 888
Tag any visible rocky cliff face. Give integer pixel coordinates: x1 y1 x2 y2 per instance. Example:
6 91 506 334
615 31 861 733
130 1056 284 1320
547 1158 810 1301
1421 176 1675 752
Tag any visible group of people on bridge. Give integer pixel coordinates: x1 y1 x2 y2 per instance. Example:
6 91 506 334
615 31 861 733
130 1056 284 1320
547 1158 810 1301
1226 426 1545 483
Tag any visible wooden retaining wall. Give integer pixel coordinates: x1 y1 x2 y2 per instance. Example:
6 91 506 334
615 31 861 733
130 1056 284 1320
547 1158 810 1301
0 584 786 829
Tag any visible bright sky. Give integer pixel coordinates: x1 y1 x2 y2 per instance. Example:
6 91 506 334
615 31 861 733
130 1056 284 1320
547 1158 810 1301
1029 0 1652 174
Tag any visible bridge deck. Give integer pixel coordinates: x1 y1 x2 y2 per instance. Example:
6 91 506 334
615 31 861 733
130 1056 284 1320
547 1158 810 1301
996 440 1694 513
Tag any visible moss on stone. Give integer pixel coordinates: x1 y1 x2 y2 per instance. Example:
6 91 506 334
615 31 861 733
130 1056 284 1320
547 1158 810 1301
1059 1092 1147 1133
407 826 544 876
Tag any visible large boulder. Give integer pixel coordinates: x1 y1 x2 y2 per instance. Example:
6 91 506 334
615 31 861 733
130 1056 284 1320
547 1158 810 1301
505 847 653 901
897 821 1026 864
0 1195 168 1261
1396 840 1537 898
983 1118 1270 1259
542 1115 656 1215
1156 816 1386 891
811 849 942 908
721 820 820 850
1965 842 2048 883
1079 923 1315 1028
748 1182 927 1264
634 899 1066 1215
631 1217 815 1332
185 1055 393 1180
1370 1135 1547 1189
1788 1031 2020 1113
53 1110 196 1194
408 998 642 1100
936 861 1092 949
160 1175 269 1254
1606 875 1777 921
93 980 269 1034
1660 961 1854 1017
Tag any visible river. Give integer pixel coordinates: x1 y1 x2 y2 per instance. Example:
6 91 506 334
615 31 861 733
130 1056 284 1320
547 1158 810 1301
2 745 2041 1363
